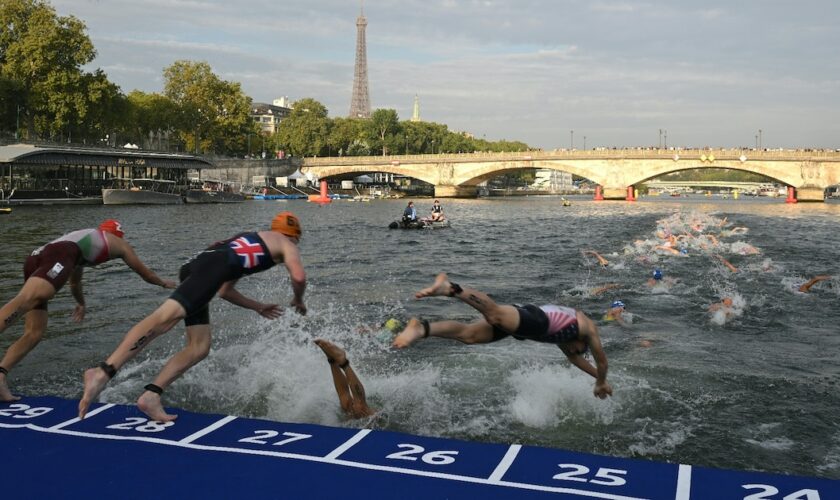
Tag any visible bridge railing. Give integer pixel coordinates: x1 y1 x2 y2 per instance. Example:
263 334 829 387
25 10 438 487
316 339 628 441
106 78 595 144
302 148 840 166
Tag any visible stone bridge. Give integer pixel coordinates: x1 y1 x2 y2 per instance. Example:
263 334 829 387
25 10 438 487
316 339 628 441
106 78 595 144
301 149 840 201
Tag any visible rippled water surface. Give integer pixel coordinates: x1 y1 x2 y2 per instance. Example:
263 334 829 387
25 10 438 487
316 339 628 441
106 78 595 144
1 196 839 479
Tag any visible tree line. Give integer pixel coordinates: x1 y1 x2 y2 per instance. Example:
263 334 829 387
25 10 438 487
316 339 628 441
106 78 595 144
0 0 530 157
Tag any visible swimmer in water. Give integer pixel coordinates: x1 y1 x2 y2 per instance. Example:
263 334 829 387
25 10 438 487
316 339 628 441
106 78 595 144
715 255 738 273
314 339 376 419
707 297 740 325
603 300 630 327
583 250 610 267
591 283 620 296
799 275 833 293
392 273 612 399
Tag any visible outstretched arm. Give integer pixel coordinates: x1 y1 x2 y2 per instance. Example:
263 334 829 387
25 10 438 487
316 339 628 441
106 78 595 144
68 266 86 322
218 280 282 319
799 275 832 293
283 244 307 315
119 244 176 289
583 250 609 267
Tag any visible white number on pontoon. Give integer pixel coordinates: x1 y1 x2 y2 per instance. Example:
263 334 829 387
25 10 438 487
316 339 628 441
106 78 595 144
742 484 820 500
386 444 459 465
553 464 628 486
106 417 174 432
0 404 53 418
238 430 312 446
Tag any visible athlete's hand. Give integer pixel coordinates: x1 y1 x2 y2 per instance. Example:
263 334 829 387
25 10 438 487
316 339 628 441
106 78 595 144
257 304 283 319
72 304 86 323
291 298 307 316
160 279 177 289
593 381 613 399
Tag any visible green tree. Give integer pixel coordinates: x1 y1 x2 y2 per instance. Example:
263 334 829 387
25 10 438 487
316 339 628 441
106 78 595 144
327 117 365 156
122 90 178 149
0 0 97 139
367 108 401 156
163 60 256 155
276 97 330 157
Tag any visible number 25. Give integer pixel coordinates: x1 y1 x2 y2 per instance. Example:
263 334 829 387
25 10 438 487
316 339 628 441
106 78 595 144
553 464 627 487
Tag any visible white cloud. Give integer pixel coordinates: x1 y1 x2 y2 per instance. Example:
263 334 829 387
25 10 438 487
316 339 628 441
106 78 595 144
50 0 840 148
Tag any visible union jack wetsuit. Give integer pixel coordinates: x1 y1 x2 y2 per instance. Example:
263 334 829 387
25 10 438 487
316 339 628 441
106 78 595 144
171 232 277 326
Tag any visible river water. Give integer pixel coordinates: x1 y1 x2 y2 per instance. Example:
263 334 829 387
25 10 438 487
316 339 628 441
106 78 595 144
1 196 839 480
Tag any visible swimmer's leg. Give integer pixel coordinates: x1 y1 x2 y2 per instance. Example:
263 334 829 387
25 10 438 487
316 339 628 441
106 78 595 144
137 324 211 422
415 273 521 332
0 277 55 334
393 318 495 348
80 300 185 419
0 309 49 402
315 339 353 414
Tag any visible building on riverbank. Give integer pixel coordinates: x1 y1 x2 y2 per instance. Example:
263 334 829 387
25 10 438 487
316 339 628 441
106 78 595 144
0 143 212 204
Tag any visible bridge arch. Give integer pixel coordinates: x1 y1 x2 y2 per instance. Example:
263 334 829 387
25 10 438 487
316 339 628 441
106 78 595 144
628 161 800 187
300 164 439 185
452 160 603 186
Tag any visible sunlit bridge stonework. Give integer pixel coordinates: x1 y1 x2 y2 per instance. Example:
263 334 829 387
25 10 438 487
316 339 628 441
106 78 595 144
301 149 840 201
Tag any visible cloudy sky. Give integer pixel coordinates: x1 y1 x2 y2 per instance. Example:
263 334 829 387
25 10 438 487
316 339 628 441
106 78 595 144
52 0 839 150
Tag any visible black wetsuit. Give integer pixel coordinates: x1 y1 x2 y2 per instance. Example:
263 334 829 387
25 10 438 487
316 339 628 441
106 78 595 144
170 232 277 326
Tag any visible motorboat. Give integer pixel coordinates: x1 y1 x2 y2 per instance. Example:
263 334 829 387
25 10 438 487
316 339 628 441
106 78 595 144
389 218 451 230
102 178 183 205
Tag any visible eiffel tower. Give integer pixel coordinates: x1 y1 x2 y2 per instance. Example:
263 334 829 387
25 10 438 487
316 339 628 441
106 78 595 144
349 5 370 118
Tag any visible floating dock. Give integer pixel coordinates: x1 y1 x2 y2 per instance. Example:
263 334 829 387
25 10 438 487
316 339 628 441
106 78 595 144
2 396 836 499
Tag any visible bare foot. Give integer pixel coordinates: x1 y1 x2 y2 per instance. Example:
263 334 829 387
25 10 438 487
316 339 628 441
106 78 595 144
78 367 110 419
415 273 452 299
0 376 21 403
314 339 347 366
137 391 178 422
391 317 425 349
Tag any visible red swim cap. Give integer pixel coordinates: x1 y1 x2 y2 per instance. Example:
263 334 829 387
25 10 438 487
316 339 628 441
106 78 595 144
270 211 301 239
99 219 124 238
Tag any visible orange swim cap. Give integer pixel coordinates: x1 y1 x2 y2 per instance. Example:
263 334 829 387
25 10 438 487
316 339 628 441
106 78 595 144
271 211 301 239
99 219 124 238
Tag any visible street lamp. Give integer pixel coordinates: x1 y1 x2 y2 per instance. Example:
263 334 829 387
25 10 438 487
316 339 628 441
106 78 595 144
758 129 763 150
195 108 201 155
659 129 662 148
570 130 574 149
755 135 758 150
664 130 668 149
583 136 587 150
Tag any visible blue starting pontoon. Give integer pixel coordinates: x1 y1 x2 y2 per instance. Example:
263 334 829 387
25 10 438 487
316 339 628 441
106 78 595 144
2 396 836 499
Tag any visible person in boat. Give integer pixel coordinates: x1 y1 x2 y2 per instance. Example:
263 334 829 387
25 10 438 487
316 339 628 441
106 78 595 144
0 220 177 403
314 339 376 419
402 201 418 224
78 212 307 422
392 273 612 399
429 200 445 222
